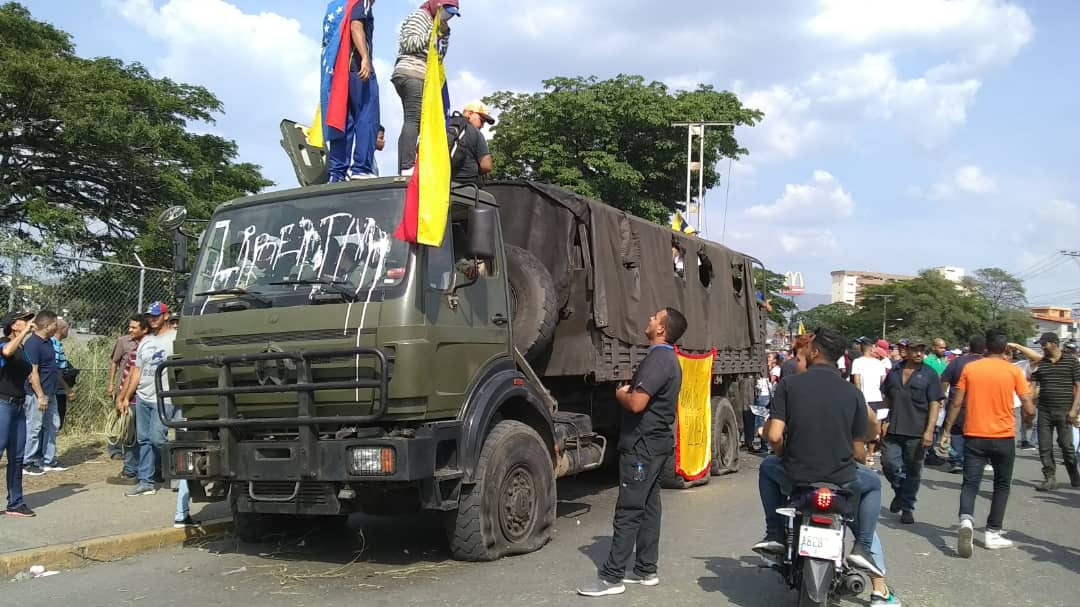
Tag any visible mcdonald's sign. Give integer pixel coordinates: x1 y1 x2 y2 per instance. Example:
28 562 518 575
781 271 805 296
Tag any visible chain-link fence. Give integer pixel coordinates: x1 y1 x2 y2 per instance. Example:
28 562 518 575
1 252 174 433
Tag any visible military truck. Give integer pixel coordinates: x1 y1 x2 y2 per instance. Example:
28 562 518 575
156 132 767 561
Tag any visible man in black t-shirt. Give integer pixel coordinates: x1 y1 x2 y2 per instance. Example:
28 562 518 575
578 308 686 597
881 341 944 524
1011 333 1080 490
450 101 494 187
754 328 886 574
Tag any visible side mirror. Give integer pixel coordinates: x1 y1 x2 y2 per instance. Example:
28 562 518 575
467 207 497 260
158 206 189 231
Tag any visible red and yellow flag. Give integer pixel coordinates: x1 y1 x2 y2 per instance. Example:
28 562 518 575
673 347 716 481
394 14 451 246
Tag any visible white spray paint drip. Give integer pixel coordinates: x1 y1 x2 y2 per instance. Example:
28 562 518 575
336 218 391 402
200 220 232 316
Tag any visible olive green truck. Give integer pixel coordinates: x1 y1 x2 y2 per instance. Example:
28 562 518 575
158 145 768 561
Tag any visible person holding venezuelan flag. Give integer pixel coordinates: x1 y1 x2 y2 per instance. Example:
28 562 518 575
321 0 380 182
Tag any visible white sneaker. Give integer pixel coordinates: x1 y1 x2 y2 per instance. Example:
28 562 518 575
43 465 68 472
984 464 993 472
982 529 1014 550
957 519 974 558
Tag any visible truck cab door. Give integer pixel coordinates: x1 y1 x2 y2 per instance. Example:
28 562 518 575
422 205 510 416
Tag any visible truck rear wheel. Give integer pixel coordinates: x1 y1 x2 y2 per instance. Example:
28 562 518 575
505 244 557 361
447 420 556 561
709 396 740 475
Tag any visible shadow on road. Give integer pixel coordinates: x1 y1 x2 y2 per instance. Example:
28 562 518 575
25 482 86 508
877 514 958 558
694 554 795 607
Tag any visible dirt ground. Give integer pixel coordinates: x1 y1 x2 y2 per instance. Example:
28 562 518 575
19 435 120 492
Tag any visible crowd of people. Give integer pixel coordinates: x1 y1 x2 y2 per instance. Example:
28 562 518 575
742 328 1080 605
0 303 194 527
320 0 493 187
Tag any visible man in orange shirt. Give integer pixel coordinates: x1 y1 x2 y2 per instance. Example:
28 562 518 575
940 333 1035 558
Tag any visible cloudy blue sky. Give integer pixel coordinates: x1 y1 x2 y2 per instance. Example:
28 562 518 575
23 0 1080 303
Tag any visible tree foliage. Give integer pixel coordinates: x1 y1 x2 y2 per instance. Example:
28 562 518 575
484 75 763 223
754 268 796 326
0 2 270 267
963 267 1028 321
795 269 1035 345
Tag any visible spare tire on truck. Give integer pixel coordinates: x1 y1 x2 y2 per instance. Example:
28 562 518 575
504 244 557 361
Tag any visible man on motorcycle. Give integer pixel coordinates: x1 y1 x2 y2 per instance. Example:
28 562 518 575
753 327 901 606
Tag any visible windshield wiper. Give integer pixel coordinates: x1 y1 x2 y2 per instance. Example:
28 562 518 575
269 279 360 302
194 288 272 305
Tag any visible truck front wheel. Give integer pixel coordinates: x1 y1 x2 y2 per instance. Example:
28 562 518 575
447 420 556 561
710 396 740 475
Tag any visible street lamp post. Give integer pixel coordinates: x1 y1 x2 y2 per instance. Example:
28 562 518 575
870 294 896 339
671 121 735 234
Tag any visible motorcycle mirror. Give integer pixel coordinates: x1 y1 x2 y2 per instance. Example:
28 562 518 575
158 206 189 231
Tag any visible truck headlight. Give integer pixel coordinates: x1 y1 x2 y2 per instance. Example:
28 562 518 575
348 447 395 476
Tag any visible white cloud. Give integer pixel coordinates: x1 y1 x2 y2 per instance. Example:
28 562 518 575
746 170 854 221
778 229 839 255
928 165 998 199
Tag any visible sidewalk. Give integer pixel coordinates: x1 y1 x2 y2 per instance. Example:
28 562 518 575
1 474 228 554
1 439 229 574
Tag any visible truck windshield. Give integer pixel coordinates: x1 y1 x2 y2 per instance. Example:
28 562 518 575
189 188 408 312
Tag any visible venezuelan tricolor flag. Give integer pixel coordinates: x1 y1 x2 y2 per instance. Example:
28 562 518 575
319 0 362 146
394 14 451 247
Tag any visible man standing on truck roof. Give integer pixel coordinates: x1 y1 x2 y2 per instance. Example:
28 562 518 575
116 302 176 497
450 101 494 187
321 0 380 182
578 307 687 597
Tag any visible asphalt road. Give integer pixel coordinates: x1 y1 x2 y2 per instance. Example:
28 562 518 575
6 449 1078 607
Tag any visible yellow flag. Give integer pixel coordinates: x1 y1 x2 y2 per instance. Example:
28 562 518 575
674 348 715 481
414 14 451 246
307 105 324 149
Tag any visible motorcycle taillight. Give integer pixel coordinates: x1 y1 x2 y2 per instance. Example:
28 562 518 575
814 487 834 511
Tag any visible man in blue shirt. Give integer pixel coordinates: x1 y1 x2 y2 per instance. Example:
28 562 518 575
322 0 380 181
51 319 76 430
22 310 73 475
882 340 945 524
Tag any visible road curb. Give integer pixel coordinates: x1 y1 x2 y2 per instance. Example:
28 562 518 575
0 518 233 579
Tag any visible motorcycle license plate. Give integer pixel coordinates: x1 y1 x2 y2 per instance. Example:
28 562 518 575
798 525 843 561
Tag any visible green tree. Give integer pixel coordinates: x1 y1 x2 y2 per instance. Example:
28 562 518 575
853 271 990 346
0 2 270 266
964 267 1028 321
793 302 861 337
754 268 796 326
484 75 763 222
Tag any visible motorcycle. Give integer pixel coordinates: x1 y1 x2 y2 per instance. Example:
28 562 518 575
759 483 870 606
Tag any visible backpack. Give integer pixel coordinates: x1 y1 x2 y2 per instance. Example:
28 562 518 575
447 112 470 173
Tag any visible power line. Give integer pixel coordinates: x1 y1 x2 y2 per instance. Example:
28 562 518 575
721 156 733 244
1018 255 1067 281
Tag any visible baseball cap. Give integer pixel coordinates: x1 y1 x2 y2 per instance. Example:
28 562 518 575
1065 342 1078 352
897 338 910 346
1 310 35 335
1038 332 1059 345
443 5 459 16
147 301 169 316
876 339 890 351
463 101 496 125
907 339 928 348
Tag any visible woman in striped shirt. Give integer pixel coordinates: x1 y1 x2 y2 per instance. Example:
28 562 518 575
391 0 459 174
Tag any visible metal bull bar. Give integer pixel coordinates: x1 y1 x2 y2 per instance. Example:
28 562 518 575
154 347 389 430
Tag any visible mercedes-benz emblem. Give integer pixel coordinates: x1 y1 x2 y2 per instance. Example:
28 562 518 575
254 344 296 386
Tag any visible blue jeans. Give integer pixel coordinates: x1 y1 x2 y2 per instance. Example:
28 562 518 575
135 397 172 486
758 455 883 560
948 432 965 468
175 480 191 522
882 434 925 512
1 397 27 509
328 72 380 181
23 394 59 467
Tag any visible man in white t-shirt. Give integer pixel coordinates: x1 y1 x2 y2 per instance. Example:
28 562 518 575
853 342 889 417
115 302 176 497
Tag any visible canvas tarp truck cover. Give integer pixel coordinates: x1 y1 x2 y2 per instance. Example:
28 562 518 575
486 182 762 374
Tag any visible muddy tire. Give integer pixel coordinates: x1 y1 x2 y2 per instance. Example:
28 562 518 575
447 420 556 561
505 244 557 361
709 396 740 475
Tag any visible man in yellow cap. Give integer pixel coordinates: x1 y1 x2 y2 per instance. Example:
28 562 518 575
450 100 495 186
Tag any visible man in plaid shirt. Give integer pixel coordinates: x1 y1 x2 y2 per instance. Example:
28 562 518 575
106 315 149 485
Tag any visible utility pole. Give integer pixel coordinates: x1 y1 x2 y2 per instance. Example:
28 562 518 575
870 294 895 339
671 121 734 234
